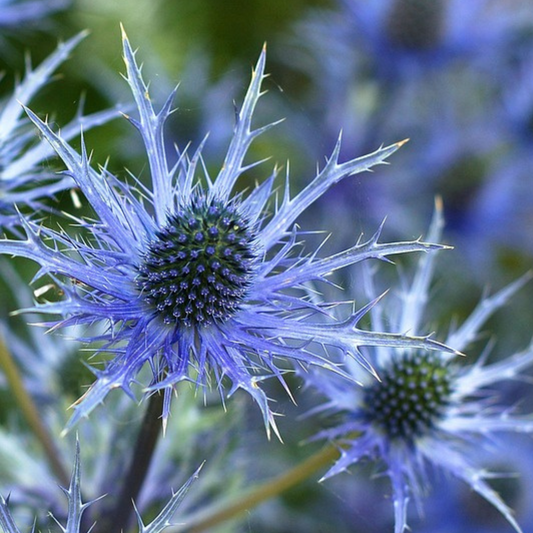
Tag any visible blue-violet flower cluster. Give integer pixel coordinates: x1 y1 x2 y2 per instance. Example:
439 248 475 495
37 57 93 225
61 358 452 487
308 204 533 533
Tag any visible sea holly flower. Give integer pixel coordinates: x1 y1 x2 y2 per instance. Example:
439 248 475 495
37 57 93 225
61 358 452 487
0 32 119 228
279 0 532 259
307 205 533 533
0 27 454 436
0 440 200 533
339 0 529 80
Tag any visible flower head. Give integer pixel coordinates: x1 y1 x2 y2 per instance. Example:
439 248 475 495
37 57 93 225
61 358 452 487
0 28 453 436
308 204 533 533
341 0 527 80
281 0 531 259
0 32 119 228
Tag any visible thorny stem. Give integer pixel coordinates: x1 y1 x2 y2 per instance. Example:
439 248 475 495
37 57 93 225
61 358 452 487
0 333 69 486
96 392 164 533
170 443 341 532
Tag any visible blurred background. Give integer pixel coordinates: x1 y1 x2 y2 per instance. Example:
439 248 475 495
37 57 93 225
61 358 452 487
2 0 533 531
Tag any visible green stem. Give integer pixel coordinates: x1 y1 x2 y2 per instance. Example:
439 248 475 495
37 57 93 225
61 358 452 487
172 443 340 532
96 392 164 533
0 333 69 486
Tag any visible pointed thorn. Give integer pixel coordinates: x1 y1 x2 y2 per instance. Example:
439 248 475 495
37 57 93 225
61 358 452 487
120 22 127 41
395 138 410 148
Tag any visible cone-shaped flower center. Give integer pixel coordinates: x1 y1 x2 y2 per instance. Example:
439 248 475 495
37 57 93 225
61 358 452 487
386 0 446 50
363 353 452 441
138 196 256 327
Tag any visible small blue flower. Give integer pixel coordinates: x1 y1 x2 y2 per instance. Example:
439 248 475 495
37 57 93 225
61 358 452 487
0 28 453 436
308 204 533 533
341 0 528 80
281 0 532 257
0 32 119 228
0 440 200 533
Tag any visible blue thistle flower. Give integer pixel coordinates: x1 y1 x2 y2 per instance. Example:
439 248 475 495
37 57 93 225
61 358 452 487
0 32 119 228
308 204 533 533
280 0 531 257
0 27 453 436
340 0 528 80
0 440 200 533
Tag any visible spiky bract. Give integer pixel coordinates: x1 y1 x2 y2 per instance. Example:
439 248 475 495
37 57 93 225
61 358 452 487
0 32 118 228
0 441 200 533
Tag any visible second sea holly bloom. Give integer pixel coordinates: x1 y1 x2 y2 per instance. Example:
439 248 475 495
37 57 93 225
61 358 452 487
307 204 533 533
0 28 454 435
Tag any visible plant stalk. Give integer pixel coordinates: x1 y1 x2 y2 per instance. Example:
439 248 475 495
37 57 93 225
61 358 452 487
96 392 164 533
171 443 340 532
0 333 69 486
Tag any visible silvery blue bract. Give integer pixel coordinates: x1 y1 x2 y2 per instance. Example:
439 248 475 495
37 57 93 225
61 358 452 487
0 32 119 228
